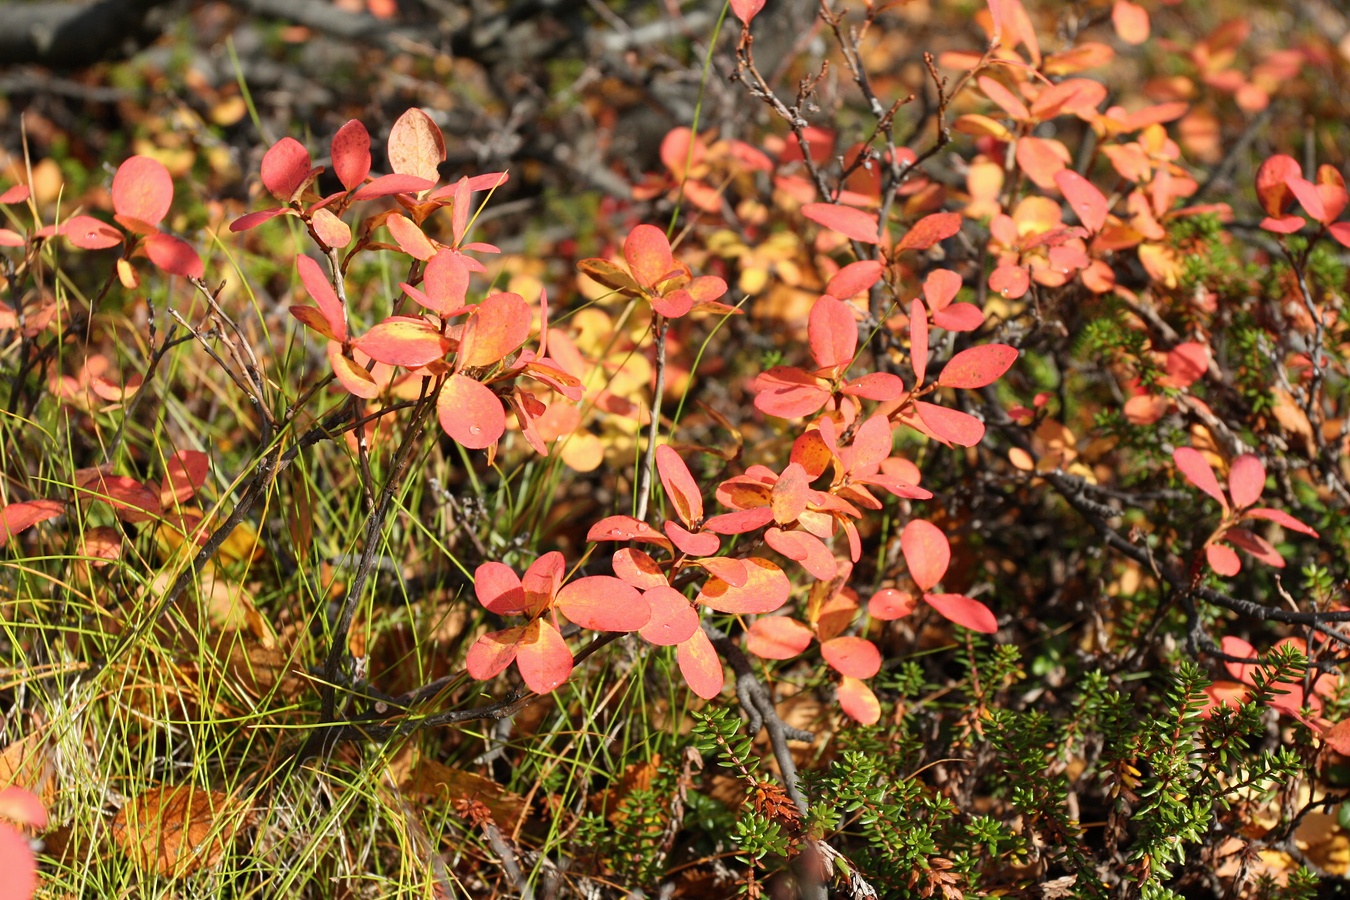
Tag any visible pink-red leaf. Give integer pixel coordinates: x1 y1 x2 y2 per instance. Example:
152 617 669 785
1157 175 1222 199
809 294 858 370
327 343 380 399
910 299 929 386
656 445 703 527
826 260 885 299
664 521 719 557
923 592 998 633
821 636 882 678
1055 169 1108 232
144 233 203 279
937 344 1019 389
868 588 916 620
1244 507 1319 537
437 373 506 449
331 119 372 190
465 625 523 680
586 515 672 547
353 317 449 368
901 519 949 592
63 215 123 250
159 450 209 509
514 619 572 693
261 137 313 201
1221 635 1259 684
1206 542 1242 576
801 202 880 244
459 292 531 368
764 527 838 581
297 255 347 342
351 173 436 200
624 224 675 289
0 822 38 900
639 587 700 645
112 156 173 228
730 0 765 26
0 499 64 549
896 211 961 251
703 506 776 535
746 616 815 660
915 402 986 446
1227 454 1265 509
677 628 724 699
1173 447 1229 512
837 676 881 725
556 576 649 631
474 561 528 615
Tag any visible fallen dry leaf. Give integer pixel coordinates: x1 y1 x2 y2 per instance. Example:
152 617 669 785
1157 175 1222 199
111 783 248 877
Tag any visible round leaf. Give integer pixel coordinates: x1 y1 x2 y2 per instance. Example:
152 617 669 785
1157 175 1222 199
437 374 506 450
901 519 949 592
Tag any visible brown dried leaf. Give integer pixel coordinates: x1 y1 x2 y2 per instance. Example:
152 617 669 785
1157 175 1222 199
111 784 249 878
401 758 527 831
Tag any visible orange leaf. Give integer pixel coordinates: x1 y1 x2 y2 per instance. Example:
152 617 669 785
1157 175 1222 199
837 676 881 725
1112 0 1150 45
327 343 380 398
695 557 789 614
765 527 837 581
825 260 885 299
474 562 528 615
386 213 438 260
1055 170 1108 233
868 588 916 620
437 373 506 449
612 548 667 590
623 224 675 289
459 292 530 368
656 445 703 527
770 463 811 524
808 295 857 371
0 499 64 549
514 620 572 693
586 515 672 548
915 401 987 446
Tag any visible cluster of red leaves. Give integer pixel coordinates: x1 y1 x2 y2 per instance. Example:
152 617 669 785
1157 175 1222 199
1172 447 1318 576
0 787 47 900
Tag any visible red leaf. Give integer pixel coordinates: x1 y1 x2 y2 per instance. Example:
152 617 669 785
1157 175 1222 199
416 250 470 316
821 636 881 678
1206 542 1242 576
840 372 906 400
896 211 961 251
933 303 986 332
868 588 916 620
695 557 790 614
228 208 292 233
297 255 347 342
988 264 1030 298
825 260 885 299
746 616 814 660
0 185 30 205
639 587 700 646
937 344 1018 389
703 507 775 535
901 520 949 592
753 366 830 419
514 619 572 693
311 208 350 250
837 676 881 725
159 450 209 509
1243 507 1318 537
556 576 649 631
474 562 528 615
1055 169 1108 232
1228 454 1265 509
331 119 372 190
1324 720 1350 756
1225 528 1284 568
623 224 675 289
656 445 703 527
75 472 158 522
915 401 986 446
809 294 858 371
0 821 38 900
770 463 810 524
1221 635 1259 684
0 499 64 548
1016 137 1068 189
924 269 962 312
801 202 880 244
693 556 748 587
924 593 998 632
612 548 666 590
437 373 506 449
650 289 693 319
764 527 837 581
62 215 123 250
467 626 523 682
729 0 765 26
354 317 449 368
1165 341 1209 387
387 109 445 185
350 173 437 200
664 521 719 557
143 233 203 279
1173 447 1229 512
261 137 313 201
978 75 1030 120
910 299 929 386
0 786 46 829
1255 155 1301 217
112 156 173 228
586 515 672 547
677 628 724 699
1112 0 1150 44
459 292 531 368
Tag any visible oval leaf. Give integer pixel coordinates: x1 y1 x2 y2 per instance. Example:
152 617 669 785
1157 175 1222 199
821 636 882 678
639 586 701 646
677 628 724 699
556 576 649 632
937 344 1018 389
695 557 790 614
923 592 998 633
437 373 506 449
746 616 814 660
901 519 949 592
801 202 880 244
387 109 446 185
112 156 173 228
